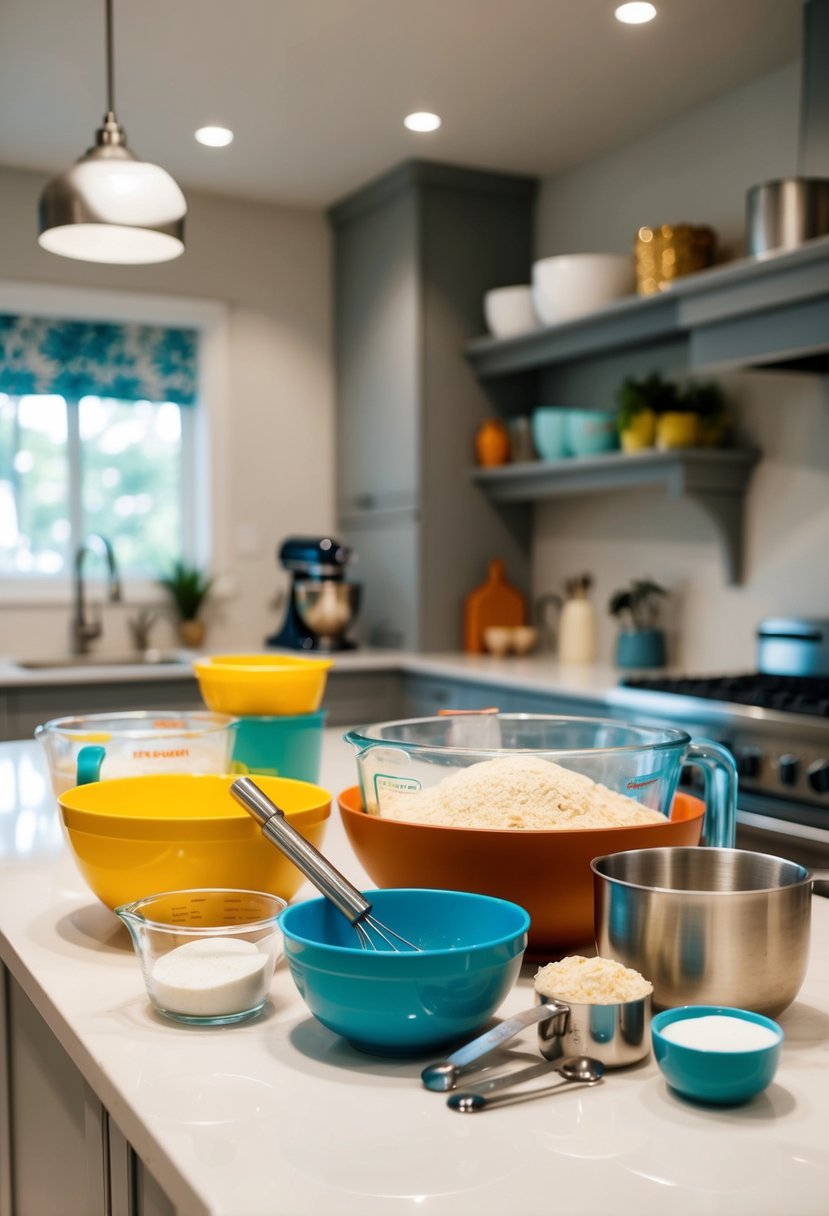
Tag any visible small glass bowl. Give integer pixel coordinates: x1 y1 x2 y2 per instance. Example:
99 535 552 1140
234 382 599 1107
116 888 286 1026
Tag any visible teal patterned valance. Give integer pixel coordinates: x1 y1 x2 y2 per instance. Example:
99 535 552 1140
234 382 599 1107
0 314 198 405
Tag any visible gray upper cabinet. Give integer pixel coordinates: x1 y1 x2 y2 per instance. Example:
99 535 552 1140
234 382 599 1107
335 189 420 513
329 160 538 651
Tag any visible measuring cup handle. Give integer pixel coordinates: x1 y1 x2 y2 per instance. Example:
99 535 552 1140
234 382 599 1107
684 739 738 847
76 745 106 786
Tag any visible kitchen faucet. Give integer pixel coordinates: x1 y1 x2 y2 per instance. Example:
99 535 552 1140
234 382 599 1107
72 533 122 655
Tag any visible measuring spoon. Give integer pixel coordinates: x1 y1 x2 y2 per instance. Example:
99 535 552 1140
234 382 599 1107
422 1001 569 1092
447 1055 605 1113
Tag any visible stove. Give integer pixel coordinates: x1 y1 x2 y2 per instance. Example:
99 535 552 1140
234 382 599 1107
624 673 829 718
610 672 829 850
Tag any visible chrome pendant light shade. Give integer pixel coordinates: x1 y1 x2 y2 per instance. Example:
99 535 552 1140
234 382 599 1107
38 0 186 264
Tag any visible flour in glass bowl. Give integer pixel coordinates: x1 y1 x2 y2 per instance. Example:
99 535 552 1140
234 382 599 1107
148 938 274 1018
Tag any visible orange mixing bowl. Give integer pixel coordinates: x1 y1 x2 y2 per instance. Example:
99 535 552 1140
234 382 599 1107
337 786 704 955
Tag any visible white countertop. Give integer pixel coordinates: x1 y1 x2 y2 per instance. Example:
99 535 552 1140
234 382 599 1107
2 732 829 1215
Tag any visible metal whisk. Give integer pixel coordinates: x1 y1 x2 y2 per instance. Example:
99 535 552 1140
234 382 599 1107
229 777 420 952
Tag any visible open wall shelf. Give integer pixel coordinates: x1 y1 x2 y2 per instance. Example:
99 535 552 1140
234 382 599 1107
465 236 829 379
470 447 761 584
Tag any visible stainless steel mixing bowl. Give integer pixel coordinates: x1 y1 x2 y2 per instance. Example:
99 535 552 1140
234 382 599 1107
294 581 361 643
592 847 812 1018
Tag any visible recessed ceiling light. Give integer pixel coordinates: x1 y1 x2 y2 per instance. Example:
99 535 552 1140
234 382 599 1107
615 3 657 23
195 126 234 148
404 112 442 133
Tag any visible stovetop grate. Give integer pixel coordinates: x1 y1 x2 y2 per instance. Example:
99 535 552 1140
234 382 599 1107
621 673 829 718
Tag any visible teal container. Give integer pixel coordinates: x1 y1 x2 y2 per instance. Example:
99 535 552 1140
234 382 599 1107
231 711 326 782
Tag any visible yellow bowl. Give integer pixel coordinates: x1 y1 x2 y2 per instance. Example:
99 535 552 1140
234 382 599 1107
193 654 333 716
58 773 331 910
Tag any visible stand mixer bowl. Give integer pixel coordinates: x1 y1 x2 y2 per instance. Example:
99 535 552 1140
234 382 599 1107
294 581 361 647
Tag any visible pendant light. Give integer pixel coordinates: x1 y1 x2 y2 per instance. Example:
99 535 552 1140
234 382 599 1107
38 0 186 264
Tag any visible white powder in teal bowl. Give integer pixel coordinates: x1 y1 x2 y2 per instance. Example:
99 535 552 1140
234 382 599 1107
659 1014 779 1052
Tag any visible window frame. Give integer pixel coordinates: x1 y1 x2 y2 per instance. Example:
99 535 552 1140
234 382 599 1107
0 280 230 605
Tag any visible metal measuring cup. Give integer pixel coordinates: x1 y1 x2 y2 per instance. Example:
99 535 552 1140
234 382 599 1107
536 990 652 1068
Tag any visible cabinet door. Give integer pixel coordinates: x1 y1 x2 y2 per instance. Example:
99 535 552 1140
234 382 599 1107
335 190 420 513
5 679 202 742
341 514 420 650
5 973 106 1216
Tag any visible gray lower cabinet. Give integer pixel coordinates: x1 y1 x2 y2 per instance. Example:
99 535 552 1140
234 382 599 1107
400 672 603 718
0 669 406 742
0 967 173 1216
0 680 203 743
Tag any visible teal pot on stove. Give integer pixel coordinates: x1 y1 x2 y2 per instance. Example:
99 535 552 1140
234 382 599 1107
616 628 666 669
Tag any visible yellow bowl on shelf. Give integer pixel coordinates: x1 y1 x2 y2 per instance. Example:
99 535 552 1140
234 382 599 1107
193 653 333 716
58 773 331 910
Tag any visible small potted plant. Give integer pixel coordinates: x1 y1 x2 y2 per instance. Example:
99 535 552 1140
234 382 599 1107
608 577 668 668
615 373 680 452
158 560 214 648
681 379 730 447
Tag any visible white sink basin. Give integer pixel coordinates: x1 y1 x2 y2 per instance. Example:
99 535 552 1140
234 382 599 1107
14 652 186 670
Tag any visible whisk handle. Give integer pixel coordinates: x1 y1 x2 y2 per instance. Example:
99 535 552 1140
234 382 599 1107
230 777 372 925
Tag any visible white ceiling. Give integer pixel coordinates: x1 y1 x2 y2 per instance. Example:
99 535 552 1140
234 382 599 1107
0 0 805 209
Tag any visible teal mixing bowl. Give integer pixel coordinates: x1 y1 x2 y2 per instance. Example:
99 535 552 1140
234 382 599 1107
279 888 529 1056
652 1005 783 1105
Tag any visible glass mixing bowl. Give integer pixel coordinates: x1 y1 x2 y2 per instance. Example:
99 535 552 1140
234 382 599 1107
36 710 238 797
344 713 736 847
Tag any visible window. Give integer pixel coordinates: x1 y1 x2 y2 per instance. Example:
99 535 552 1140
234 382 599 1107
0 392 191 577
0 310 203 584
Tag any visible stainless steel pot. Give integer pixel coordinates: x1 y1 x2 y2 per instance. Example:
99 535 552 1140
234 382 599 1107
746 177 829 256
592 847 812 1017
757 616 829 677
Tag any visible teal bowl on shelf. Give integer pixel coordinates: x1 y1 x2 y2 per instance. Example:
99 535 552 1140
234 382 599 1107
279 888 530 1057
652 1005 784 1105
565 409 619 456
531 408 569 460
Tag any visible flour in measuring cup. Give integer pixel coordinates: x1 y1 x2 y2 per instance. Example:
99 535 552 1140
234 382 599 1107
149 938 273 1017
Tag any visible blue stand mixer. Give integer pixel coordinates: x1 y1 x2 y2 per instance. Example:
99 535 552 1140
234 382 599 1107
266 536 361 651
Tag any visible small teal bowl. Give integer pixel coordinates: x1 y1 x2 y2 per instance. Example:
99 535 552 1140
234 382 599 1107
532 408 569 460
279 888 529 1057
652 1005 784 1105
565 409 619 456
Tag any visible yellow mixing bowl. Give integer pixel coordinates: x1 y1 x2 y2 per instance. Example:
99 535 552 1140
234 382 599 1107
58 773 331 910
193 654 333 716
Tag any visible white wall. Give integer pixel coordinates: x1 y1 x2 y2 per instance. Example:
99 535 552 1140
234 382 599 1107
0 165 334 656
532 62 829 671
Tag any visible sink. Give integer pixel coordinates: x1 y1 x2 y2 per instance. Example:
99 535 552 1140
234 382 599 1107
14 652 187 670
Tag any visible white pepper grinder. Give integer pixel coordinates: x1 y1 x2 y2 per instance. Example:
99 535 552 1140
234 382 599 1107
558 574 596 664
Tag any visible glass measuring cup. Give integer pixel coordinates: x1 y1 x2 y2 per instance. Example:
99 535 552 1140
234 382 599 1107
36 710 238 796
116 887 286 1026
344 713 737 846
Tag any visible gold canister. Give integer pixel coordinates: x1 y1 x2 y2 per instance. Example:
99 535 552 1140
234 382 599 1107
634 223 717 295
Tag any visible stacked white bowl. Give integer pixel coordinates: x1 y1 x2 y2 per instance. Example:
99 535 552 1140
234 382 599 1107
531 253 635 325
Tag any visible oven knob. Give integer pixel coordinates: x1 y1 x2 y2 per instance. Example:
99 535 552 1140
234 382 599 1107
778 755 800 786
807 759 829 795
735 746 762 779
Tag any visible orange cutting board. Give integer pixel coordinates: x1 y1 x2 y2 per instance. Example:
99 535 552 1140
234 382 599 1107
463 559 527 653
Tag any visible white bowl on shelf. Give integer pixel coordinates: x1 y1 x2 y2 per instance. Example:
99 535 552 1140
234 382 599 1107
531 254 635 326
483 285 539 338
